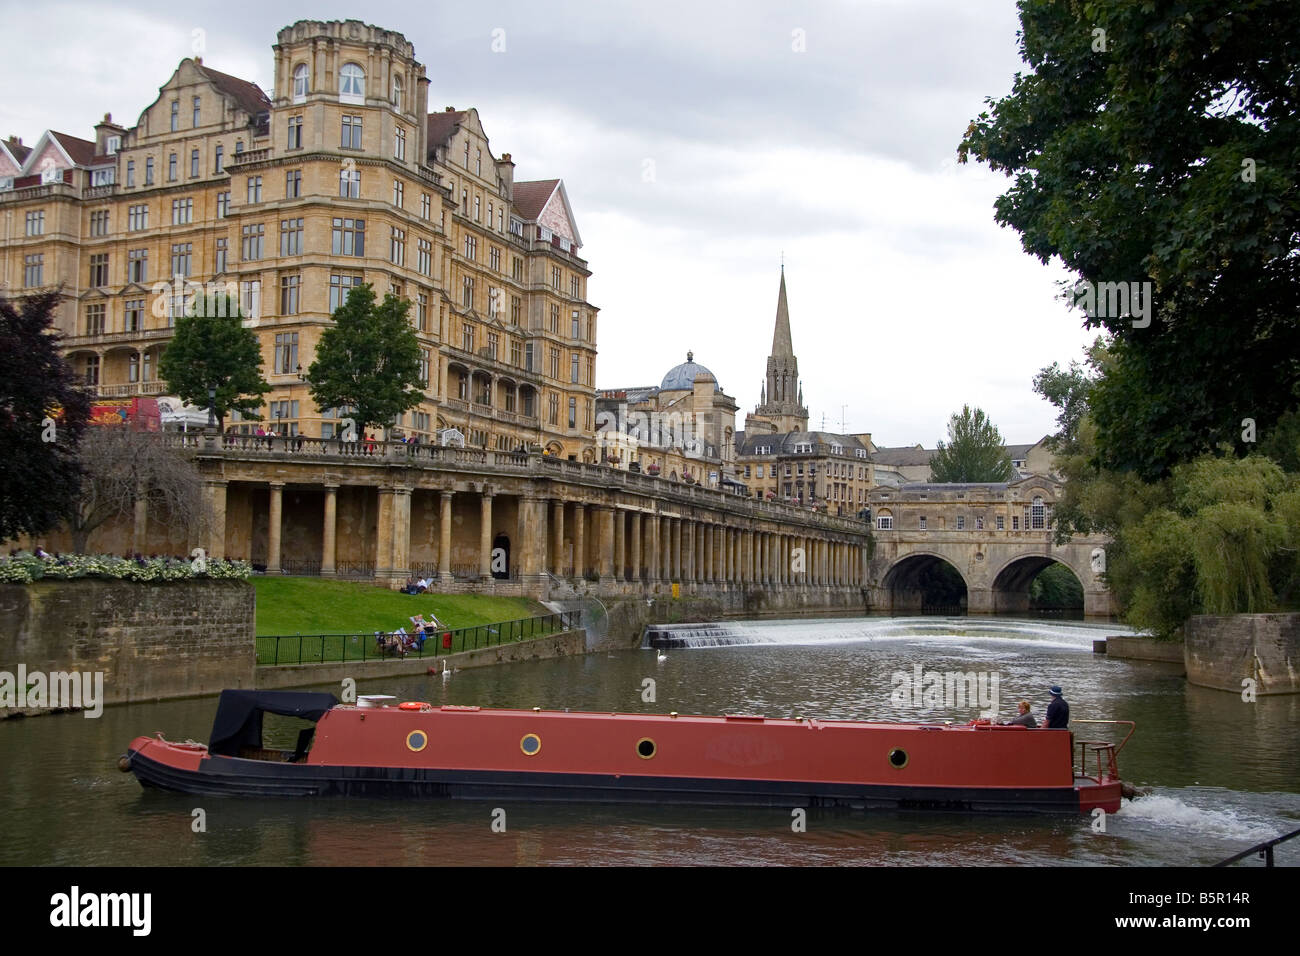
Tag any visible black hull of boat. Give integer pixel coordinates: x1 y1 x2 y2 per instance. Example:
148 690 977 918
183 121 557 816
126 747 1085 813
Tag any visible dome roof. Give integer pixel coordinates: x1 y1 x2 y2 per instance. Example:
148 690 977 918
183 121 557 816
660 351 716 391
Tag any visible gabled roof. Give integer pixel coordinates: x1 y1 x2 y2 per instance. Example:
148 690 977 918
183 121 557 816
1 137 30 170
426 109 467 155
512 179 559 221
196 63 271 118
19 130 98 175
738 430 871 456
50 131 100 166
513 178 583 248
870 445 935 466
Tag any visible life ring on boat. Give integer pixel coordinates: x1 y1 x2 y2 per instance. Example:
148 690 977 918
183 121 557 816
399 701 426 711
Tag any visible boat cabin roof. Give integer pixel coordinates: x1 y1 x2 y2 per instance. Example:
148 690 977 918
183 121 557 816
209 690 338 757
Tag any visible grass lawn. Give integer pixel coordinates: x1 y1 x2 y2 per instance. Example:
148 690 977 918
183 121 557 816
253 577 550 636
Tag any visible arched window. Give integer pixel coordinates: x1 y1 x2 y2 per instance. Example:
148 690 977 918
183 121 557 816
293 64 309 103
339 63 365 103
876 509 893 531
392 74 403 112
1031 497 1045 530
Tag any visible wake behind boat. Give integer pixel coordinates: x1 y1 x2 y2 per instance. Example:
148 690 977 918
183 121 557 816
120 690 1134 814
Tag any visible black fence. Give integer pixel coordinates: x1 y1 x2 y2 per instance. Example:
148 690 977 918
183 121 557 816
256 610 582 666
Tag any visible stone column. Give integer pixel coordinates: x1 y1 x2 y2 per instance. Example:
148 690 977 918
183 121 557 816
478 490 493 580
598 506 615 582
684 520 695 583
630 511 642 582
705 524 716 583
646 513 659 584
551 499 565 574
267 482 284 575
614 509 626 582
320 484 337 576
391 487 412 587
669 518 680 581
438 491 454 584
572 504 585 578
743 529 752 584
519 496 548 594
205 480 228 561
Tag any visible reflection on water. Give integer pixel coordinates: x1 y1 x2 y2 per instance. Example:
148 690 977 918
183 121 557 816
1 616 1297 866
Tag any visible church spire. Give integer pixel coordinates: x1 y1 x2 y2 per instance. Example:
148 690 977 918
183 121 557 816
771 269 794 358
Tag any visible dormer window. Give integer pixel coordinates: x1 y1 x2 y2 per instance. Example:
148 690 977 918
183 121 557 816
293 64 309 103
106 136 120 155
340 63 365 104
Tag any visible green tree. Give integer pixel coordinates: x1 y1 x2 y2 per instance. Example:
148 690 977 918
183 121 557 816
307 284 423 435
929 405 1015 483
0 291 91 541
959 0 1300 479
158 294 270 431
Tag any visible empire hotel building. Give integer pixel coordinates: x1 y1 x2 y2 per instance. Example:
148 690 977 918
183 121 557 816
0 19 601 460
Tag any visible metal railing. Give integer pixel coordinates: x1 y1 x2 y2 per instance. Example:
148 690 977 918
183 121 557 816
1214 825 1300 867
255 609 581 665
1071 719 1136 783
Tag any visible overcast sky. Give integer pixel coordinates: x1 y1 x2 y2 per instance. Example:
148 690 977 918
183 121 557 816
0 0 1097 447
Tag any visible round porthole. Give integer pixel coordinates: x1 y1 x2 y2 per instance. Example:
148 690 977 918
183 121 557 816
636 737 656 760
406 730 428 752
520 733 542 756
888 747 908 769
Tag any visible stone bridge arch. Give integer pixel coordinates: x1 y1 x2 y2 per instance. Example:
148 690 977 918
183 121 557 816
988 552 1085 614
881 551 970 613
869 536 1114 617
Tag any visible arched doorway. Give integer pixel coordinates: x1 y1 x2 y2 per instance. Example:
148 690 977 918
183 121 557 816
991 556 1083 616
883 554 968 614
491 533 511 579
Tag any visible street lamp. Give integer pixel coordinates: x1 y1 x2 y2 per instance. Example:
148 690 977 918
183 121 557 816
207 385 216 431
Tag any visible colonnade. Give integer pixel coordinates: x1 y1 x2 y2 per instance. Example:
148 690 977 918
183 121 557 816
201 479 870 591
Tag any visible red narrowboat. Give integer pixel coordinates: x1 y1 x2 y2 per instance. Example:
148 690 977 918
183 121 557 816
120 690 1134 814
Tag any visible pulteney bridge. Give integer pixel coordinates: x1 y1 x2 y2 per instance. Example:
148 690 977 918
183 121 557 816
864 476 1113 617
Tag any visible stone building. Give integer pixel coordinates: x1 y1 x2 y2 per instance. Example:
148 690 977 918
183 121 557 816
0 19 599 461
733 269 874 514
867 476 1058 535
595 352 739 487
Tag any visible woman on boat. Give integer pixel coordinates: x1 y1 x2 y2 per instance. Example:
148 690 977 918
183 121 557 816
1001 700 1037 728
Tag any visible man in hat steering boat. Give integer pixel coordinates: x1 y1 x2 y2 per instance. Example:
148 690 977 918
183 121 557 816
1045 685 1070 729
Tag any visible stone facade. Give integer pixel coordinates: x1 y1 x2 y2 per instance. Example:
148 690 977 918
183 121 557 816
596 351 739 487
0 18 598 461
866 475 1113 616
0 579 255 713
1185 613 1300 695
22 436 876 600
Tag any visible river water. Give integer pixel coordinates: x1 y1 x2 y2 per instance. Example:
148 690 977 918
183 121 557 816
2 616 1297 866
